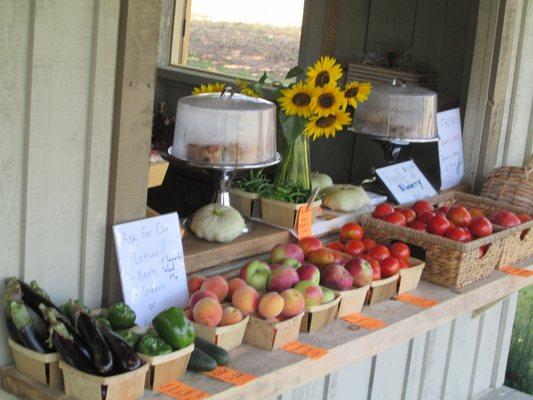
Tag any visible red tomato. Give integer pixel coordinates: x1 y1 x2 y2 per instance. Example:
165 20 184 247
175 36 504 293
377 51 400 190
428 214 451 236
344 240 366 256
470 207 485 218
373 203 395 219
417 211 435 224
447 205 472 227
389 242 410 260
383 211 407 226
362 254 380 271
399 208 416 225
412 200 434 216
367 245 391 262
410 221 427 231
380 257 400 278
362 238 377 250
326 241 345 252
518 213 532 223
372 264 381 280
469 216 493 238
491 210 521 227
445 227 471 242
438 206 449 214
398 258 410 269
339 223 364 241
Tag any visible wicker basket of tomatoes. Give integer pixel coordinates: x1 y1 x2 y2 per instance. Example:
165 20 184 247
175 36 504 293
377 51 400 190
360 191 531 288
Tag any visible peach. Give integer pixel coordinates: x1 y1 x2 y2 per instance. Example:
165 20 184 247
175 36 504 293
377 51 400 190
192 297 222 327
232 285 259 315
200 275 228 302
187 276 205 294
219 306 243 326
227 277 247 300
280 289 305 318
258 292 284 319
189 289 217 309
294 281 323 307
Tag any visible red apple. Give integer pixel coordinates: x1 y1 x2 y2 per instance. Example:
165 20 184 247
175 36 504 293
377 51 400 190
389 242 410 260
267 266 300 293
469 217 493 237
428 214 451 236
339 223 364 241
384 211 406 226
325 241 345 252
380 257 400 278
344 240 365 256
367 245 391 262
299 237 323 256
362 238 377 250
307 248 336 268
270 243 304 264
400 208 417 225
345 257 373 287
320 264 353 291
240 260 271 291
447 205 472 227
297 263 320 285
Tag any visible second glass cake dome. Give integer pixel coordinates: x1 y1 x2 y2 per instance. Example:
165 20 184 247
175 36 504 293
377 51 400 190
172 91 277 167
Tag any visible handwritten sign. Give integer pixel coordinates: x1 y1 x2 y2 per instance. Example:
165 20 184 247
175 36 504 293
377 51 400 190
375 160 437 204
437 108 464 189
394 293 438 308
203 366 256 386
282 341 328 359
500 266 533 277
295 205 313 239
113 213 188 326
341 313 387 330
158 381 209 400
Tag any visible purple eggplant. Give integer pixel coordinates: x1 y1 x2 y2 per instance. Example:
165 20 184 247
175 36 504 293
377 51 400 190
18 280 61 319
74 309 114 376
99 326 141 373
50 321 94 374
7 301 48 353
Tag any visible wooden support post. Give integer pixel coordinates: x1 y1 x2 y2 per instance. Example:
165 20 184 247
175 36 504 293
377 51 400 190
320 0 341 57
103 0 162 304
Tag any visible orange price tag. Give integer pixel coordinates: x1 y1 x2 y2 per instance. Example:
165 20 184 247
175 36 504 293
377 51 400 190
500 266 533 277
341 313 387 330
295 205 313 239
394 293 438 308
281 341 328 359
158 381 210 400
203 366 256 386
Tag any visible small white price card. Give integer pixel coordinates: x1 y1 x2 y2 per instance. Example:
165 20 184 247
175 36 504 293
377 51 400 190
113 213 188 326
437 108 464 190
375 160 437 204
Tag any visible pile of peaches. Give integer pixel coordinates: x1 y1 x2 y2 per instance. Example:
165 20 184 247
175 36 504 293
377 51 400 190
186 223 414 327
371 200 531 242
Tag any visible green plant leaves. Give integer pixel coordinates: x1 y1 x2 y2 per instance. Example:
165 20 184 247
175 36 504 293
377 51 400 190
285 66 304 80
279 111 307 145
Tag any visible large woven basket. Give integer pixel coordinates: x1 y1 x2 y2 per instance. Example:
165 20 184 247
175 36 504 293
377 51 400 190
361 191 524 288
481 160 533 265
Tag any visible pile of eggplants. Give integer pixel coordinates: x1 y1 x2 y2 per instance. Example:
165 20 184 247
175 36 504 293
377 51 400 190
3 278 141 376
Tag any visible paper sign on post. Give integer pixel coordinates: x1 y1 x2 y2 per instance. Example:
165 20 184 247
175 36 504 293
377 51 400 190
437 108 464 190
113 213 188 326
375 160 437 204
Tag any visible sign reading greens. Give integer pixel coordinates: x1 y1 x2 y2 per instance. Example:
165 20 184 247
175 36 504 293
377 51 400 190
192 56 372 197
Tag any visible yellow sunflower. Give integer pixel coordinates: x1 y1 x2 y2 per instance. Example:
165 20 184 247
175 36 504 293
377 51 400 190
309 84 347 117
344 81 373 107
278 82 314 117
191 82 226 95
304 109 352 140
306 56 343 87
241 87 259 98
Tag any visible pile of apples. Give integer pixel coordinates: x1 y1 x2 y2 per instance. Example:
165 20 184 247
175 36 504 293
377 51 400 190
372 200 531 242
317 223 412 284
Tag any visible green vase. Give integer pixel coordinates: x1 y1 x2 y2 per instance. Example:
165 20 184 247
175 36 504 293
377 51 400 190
275 134 311 190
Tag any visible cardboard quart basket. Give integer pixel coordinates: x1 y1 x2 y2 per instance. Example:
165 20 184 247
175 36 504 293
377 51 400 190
334 286 370 318
260 197 322 229
59 361 149 400
192 315 249 351
365 274 400 305
8 338 61 389
230 188 261 218
300 296 341 333
244 311 304 351
138 344 194 390
397 258 426 295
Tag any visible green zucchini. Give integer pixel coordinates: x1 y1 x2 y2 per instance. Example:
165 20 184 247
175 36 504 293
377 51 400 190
194 337 229 366
187 348 217 372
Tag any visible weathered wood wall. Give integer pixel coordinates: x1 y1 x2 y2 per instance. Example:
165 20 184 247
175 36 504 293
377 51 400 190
0 0 120 365
275 294 518 400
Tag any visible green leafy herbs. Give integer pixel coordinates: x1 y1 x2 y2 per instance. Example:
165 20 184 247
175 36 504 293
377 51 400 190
232 170 271 194
258 183 312 204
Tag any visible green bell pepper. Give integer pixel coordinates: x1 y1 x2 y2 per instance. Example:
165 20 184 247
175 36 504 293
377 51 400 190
107 302 136 330
152 307 195 350
137 333 172 356
117 329 138 349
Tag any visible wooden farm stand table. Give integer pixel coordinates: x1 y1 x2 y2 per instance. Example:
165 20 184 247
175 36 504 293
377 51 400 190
2 258 531 400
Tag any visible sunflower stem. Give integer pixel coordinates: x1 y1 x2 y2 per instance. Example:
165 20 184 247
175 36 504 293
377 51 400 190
275 134 311 191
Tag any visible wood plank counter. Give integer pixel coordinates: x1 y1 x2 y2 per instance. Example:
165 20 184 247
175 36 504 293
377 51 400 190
2 260 531 400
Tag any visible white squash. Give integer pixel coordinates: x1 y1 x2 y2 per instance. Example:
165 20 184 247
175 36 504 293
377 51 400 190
323 185 371 212
311 172 333 191
190 204 245 243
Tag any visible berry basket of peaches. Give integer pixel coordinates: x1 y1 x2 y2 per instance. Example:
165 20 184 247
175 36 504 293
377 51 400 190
360 191 532 288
